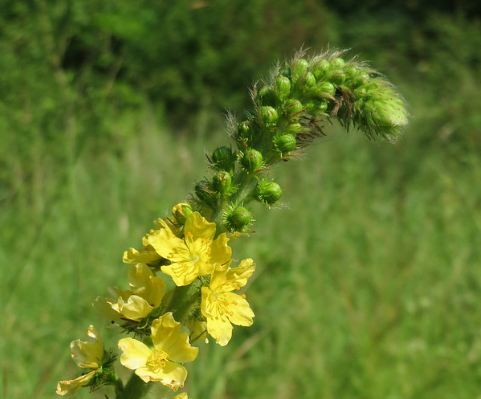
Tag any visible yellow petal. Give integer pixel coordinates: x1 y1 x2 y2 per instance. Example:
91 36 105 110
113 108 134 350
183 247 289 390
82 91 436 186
205 315 233 347
210 258 255 292
174 393 188 399
70 326 103 369
184 212 216 241
135 361 187 390
111 295 153 321
118 338 151 370
147 226 190 262
128 263 154 288
151 313 198 363
56 370 96 396
221 292 254 326
161 262 198 287
123 247 160 264
209 233 232 271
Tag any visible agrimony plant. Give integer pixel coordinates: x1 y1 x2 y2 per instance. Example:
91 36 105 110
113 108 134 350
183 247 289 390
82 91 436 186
56 50 407 399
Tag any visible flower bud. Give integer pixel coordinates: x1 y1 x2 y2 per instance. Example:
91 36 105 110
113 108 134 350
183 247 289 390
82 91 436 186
195 181 215 205
331 57 346 69
291 58 309 82
211 146 236 171
284 99 304 116
238 120 251 137
285 122 303 135
312 59 330 80
224 206 253 232
273 133 297 154
255 180 282 205
304 72 316 88
258 86 278 106
241 148 263 172
311 82 336 99
259 106 278 126
172 203 193 224
212 171 233 196
275 76 291 100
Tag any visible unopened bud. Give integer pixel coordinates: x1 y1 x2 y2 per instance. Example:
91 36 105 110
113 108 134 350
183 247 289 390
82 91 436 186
284 99 304 116
312 59 330 80
195 181 215 205
172 203 193 224
312 82 336 98
273 133 297 154
241 148 263 172
258 86 278 106
275 76 291 100
238 120 251 137
212 171 233 196
211 146 236 171
255 180 282 205
291 58 309 82
259 106 278 126
286 122 303 135
225 206 253 232
304 72 316 88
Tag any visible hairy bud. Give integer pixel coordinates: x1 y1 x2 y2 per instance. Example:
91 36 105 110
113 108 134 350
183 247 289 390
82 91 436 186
258 86 278 106
211 146 236 171
291 58 309 83
273 133 297 154
259 106 279 126
255 180 282 205
224 206 253 232
275 76 291 100
172 203 193 224
241 148 264 173
212 171 233 197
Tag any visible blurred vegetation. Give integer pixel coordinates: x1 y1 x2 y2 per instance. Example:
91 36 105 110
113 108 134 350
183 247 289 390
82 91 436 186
1 1 481 398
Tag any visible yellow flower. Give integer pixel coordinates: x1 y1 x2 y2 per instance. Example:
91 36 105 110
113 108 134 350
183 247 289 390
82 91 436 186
201 258 255 346
118 313 198 390
146 212 232 286
56 325 103 396
109 263 165 321
174 393 188 399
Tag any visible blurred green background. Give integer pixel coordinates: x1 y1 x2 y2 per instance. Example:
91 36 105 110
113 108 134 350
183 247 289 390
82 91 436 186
1 1 481 398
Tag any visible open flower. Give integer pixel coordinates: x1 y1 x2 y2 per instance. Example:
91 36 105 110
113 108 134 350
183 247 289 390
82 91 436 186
108 263 165 321
201 258 255 346
118 313 198 390
56 325 103 396
146 212 232 286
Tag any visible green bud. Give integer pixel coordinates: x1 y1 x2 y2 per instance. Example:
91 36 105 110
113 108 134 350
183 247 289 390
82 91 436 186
275 76 291 100
330 70 346 85
331 57 346 69
315 101 329 114
284 99 304 115
286 122 303 135
212 171 233 196
211 146 236 170
312 82 336 98
238 120 251 137
172 203 192 224
224 206 253 232
195 181 214 204
273 133 297 154
259 106 278 126
255 180 282 205
258 86 278 106
312 59 330 80
304 72 316 87
241 148 263 172
291 58 309 82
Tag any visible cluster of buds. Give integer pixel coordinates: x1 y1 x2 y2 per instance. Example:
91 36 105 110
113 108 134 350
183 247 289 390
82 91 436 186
57 50 407 399
194 50 407 234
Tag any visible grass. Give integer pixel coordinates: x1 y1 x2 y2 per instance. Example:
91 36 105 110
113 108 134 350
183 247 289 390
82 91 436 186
2 105 481 399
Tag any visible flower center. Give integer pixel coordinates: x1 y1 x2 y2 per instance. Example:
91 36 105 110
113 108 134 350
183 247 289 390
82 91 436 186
146 348 169 372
